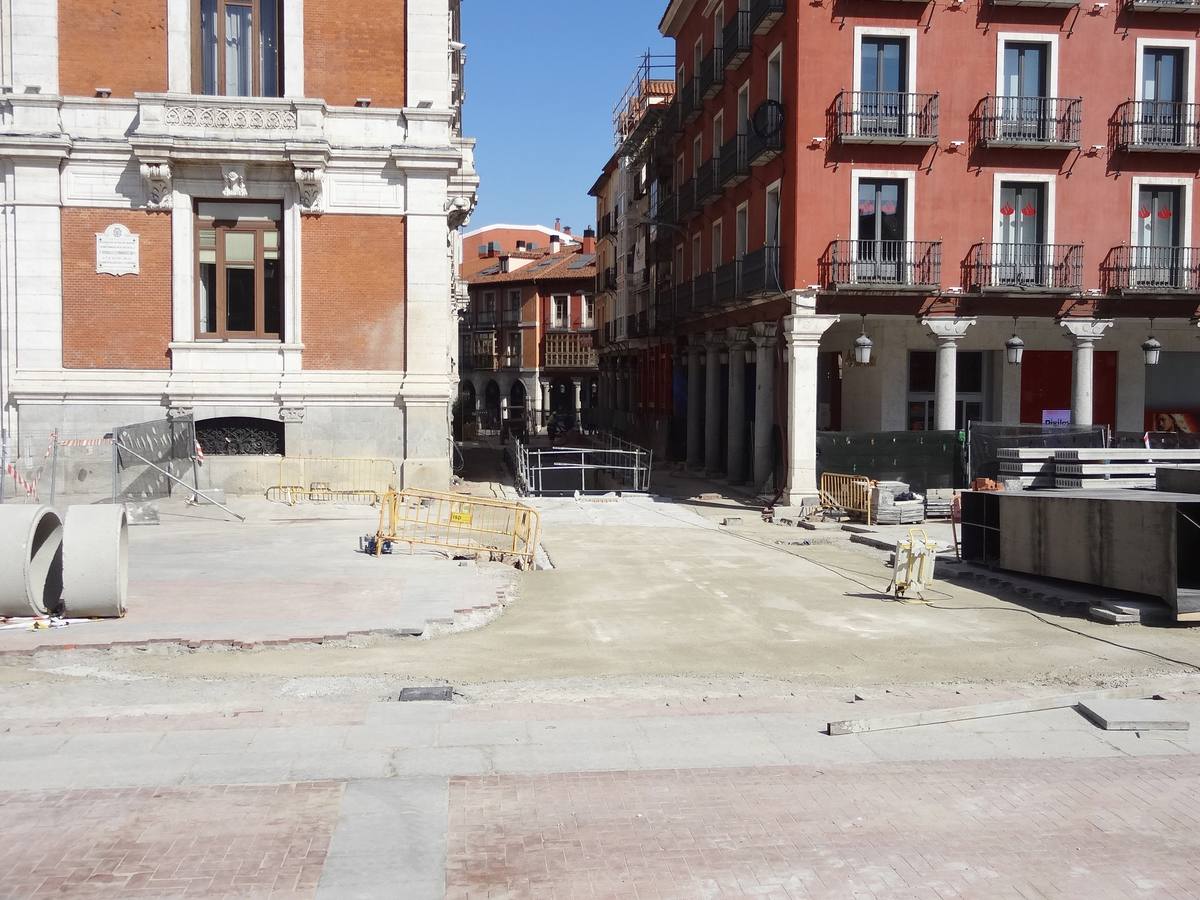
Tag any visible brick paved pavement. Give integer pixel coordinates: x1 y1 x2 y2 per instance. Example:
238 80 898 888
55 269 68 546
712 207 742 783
0 783 342 899
446 756 1200 900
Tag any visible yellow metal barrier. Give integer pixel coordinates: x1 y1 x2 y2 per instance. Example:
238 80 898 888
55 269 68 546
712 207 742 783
819 472 874 526
269 457 398 506
371 489 541 568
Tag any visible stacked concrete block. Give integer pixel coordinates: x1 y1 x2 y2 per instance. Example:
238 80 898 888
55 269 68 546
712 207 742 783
924 488 955 520
871 482 925 525
997 448 1057 489
1054 449 1200 490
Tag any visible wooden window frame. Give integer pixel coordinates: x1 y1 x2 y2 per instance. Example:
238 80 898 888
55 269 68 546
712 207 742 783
192 0 284 97
195 203 283 341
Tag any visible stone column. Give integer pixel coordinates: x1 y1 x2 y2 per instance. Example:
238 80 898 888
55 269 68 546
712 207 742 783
705 335 724 475
752 326 778 492
539 379 550 430
572 378 583 418
924 318 977 432
726 330 750 483
780 311 839 508
1063 319 1113 427
686 343 704 469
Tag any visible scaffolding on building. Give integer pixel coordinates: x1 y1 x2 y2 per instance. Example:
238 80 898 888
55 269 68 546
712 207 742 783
613 51 677 160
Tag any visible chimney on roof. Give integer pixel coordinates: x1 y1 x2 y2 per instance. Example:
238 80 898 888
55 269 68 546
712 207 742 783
581 227 596 256
550 236 562 255
563 225 572 236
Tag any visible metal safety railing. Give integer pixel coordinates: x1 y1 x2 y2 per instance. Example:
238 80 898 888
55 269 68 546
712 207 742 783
509 432 653 497
368 488 541 568
819 472 874 525
269 457 398 506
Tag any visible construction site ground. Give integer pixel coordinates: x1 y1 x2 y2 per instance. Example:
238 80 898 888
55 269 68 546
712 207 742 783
2 445 1200 899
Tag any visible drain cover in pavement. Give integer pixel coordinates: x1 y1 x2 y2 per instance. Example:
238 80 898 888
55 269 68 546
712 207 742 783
397 686 453 702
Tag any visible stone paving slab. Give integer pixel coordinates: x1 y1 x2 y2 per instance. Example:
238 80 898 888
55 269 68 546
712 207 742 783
445 756 1200 900
0 782 342 899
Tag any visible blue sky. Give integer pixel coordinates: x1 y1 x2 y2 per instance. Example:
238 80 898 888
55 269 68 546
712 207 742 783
462 2 673 233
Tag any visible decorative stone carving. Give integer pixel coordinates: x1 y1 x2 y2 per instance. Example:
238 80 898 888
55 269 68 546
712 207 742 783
164 104 297 130
294 167 324 214
166 406 193 420
139 162 173 210
279 407 305 423
222 165 248 198
445 196 475 231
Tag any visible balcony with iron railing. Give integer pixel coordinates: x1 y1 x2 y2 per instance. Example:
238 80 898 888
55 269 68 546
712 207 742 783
724 10 752 70
693 271 715 311
543 332 598 369
696 158 720 206
751 0 786 33
475 311 497 328
991 0 1077 6
681 77 703 126
675 279 695 316
601 267 618 291
974 96 1082 149
700 47 725 99
720 133 750 187
1113 101 1200 152
1103 245 1200 292
1126 0 1200 11
965 243 1084 293
715 258 743 304
821 241 943 291
742 245 782 297
655 189 677 227
748 102 785 165
677 177 698 221
501 307 520 325
656 283 675 328
833 91 940 145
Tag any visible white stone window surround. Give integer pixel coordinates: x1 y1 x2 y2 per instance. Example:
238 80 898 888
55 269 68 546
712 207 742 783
1128 176 1194 247
169 170 304 375
848 169 918 244
167 0 305 97
1134 37 1196 106
852 27 920 95
990 172 1057 245
994 32 1060 98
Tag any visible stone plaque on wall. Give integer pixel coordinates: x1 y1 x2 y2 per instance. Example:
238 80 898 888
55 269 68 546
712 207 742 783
95 223 140 276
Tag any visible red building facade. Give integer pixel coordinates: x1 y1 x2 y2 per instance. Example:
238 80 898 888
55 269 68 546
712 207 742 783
599 0 1200 503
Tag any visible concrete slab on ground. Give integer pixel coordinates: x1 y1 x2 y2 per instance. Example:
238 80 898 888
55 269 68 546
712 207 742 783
1079 699 1193 731
0 498 516 652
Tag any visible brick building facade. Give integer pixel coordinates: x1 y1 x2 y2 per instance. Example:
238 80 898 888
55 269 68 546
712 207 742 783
0 0 477 488
460 232 598 433
598 0 1200 504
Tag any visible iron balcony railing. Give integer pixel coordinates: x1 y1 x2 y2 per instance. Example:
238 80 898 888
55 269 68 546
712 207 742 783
822 240 943 291
1114 100 1200 152
501 308 520 325
656 190 677 227
976 96 1082 148
626 314 640 338
681 77 703 125
696 158 720 205
656 283 675 325
742 244 782 297
1104 245 1200 292
700 47 725 99
598 212 616 239
1127 0 1200 11
675 279 695 315
720 133 750 186
723 10 752 70
601 267 618 291
476 311 497 327
748 103 785 165
834 91 940 144
677 177 697 221
715 258 743 304
966 243 1084 293
751 0 785 34
693 271 715 310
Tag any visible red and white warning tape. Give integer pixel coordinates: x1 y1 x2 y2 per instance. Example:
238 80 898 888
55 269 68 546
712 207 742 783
194 441 206 465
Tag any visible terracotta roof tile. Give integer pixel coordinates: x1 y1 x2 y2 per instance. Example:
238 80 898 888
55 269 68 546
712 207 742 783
467 249 597 285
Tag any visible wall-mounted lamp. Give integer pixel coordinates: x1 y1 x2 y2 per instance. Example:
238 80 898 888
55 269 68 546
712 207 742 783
1144 319 1162 366
947 140 965 151
1005 318 1024 366
809 136 827 148
853 316 873 366
1086 144 1105 156
1090 2 1107 12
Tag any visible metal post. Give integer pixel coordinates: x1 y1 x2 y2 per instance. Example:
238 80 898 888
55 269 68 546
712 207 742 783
113 439 245 522
110 437 119 503
0 435 7 504
48 433 58 507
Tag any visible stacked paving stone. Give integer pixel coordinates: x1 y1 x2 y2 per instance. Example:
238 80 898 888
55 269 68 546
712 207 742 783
924 488 955 520
871 481 925 525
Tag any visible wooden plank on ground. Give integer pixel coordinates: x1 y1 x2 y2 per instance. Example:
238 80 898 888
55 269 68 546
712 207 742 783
826 676 1200 736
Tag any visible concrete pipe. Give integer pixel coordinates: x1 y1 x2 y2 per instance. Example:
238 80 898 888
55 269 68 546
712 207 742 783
0 505 65 617
63 505 129 619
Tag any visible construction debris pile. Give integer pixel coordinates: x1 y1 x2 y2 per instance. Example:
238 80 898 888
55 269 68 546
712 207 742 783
871 482 925 525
